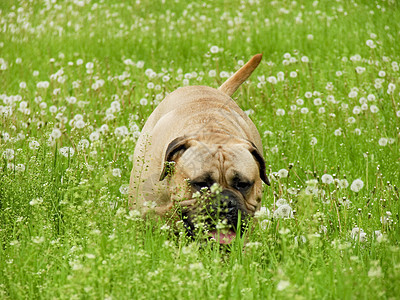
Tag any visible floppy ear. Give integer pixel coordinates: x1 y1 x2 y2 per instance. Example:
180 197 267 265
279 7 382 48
159 136 191 181
248 142 270 186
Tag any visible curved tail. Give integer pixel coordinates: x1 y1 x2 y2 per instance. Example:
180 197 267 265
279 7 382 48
218 53 262 97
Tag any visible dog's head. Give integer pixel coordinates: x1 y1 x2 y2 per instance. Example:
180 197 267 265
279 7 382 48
159 134 270 244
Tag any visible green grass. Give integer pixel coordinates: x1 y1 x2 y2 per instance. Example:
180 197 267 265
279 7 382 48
1 0 400 299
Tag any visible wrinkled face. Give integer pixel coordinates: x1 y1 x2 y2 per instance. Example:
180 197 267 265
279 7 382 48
166 140 264 243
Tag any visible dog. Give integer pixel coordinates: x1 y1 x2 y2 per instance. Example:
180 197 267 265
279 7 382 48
129 54 270 244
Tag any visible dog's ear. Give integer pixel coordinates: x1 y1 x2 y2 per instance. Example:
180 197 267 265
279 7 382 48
159 136 191 181
248 141 270 186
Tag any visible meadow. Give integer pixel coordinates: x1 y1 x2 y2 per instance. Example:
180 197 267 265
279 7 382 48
1 0 400 298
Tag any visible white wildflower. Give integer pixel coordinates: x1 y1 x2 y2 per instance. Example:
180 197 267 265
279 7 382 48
276 108 285 116
112 168 122 177
310 137 317 146
30 197 43 206
59 147 75 158
321 174 334 184
351 227 366 242
119 184 129 194
378 138 388 146
273 204 293 219
278 169 288 178
277 280 290 291
350 179 364 192
276 198 288 207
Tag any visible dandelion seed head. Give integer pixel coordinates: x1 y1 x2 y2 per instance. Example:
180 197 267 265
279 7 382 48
89 131 100 142
29 140 40 150
300 107 309 114
351 227 366 242
140 98 148 106
210 45 219 53
30 197 43 206
112 168 122 177
370 105 379 113
276 108 285 116
347 117 356 124
50 128 62 139
119 184 129 194
378 137 388 146
366 39 376 48
15 163 25 172
277 280 290 291
78 139 90 150
273 204 293 219
267 76 277 84
310 137 317 146
3 149 15 160
338 179 349 189
32 236 45 244
278 168 288 178
59 147 75 158
321 174 334 184
276 198 288 207
350 179 364 192
301 56 309 63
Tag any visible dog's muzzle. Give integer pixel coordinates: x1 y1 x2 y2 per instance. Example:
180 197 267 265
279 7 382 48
180 189 249 244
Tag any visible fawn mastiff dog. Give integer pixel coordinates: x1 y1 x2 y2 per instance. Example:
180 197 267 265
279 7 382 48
130 54 269 244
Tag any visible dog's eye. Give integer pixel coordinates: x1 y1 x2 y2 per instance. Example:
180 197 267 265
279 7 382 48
190 181 211 190
234 181 253 191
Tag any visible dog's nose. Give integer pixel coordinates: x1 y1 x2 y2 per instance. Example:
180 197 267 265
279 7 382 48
220 190 239 213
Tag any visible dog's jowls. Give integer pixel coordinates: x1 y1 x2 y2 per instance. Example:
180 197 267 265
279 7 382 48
129 54 270 244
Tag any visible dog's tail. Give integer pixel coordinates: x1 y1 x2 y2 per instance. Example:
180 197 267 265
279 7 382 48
218 53 262 97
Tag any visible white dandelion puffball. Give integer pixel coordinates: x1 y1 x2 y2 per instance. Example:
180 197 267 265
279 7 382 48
277 280 290 291
370 105 379 113
310 137 317 146
301 56 309 63
351 227 367 242
59 147 75 158
278 169 289 178
273 204 293 219
350 179 364 192
276 198 288 207
112 168 122 177
29 140 40 150
210 45 219 54
119 184 130 195
300 107 309 114
254 206 271 219
51 128 62 139
338 179 349 189
378 138 388 146
89 131 100 141
276 108 285 116
3 149 15 160
321 174 334 184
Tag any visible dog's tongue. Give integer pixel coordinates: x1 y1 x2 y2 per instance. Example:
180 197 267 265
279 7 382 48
209 229 236 244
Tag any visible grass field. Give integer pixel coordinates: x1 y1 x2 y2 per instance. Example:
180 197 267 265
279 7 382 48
1 0 400 299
